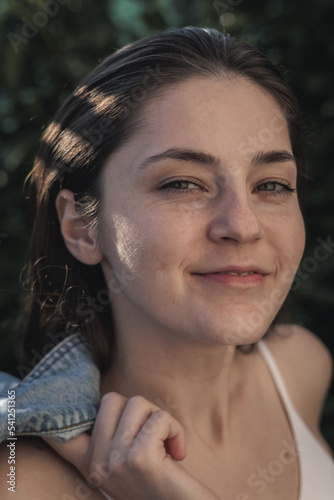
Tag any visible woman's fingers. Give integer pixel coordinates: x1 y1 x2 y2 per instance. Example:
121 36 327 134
113 396 164 446
134 408 186 461
45 392 190 500
109 395 186 461
89 392 128 457
43 392 128 477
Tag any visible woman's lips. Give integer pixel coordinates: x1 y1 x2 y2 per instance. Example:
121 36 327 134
193 272 266 287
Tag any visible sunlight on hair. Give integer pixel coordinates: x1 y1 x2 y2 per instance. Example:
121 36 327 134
86 88 118 115
41 121 62 146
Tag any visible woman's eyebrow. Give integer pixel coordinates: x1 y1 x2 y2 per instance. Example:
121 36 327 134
137 147 296 170
250 149 297 167
138 148 219 170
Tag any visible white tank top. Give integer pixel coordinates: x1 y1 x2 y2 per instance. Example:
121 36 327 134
100 340 334 500
257 340 334 500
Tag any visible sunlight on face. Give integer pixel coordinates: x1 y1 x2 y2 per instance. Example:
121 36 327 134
97 76 305 347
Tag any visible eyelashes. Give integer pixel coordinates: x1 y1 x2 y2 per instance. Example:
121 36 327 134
158 178 297 198
158 178 202 196
255 180 296 196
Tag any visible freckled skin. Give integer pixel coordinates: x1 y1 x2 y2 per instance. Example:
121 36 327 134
97 76 305 348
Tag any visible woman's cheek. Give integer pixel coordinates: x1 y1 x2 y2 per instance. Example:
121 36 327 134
103 213 148 280
292 211 306 265
106 211 179 280
279 212 305 279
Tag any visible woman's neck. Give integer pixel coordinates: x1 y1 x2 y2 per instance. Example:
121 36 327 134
100 326 248 447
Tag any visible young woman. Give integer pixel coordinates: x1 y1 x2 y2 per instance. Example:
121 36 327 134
0 27 333 500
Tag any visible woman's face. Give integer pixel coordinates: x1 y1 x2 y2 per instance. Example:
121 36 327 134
97 76 305 347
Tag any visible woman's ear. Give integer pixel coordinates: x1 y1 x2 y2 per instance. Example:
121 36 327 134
55 189 104 265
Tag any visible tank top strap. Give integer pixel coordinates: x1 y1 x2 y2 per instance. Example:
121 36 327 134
257 339 297 415
257 339 334 500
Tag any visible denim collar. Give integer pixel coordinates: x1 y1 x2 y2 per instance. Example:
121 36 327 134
0 334 100 443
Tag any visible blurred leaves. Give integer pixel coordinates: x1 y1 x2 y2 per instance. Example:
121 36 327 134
0 0 333 446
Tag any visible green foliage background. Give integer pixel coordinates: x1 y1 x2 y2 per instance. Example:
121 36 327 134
0 0 333 449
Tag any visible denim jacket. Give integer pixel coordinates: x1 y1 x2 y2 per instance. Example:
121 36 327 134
0 334 100 443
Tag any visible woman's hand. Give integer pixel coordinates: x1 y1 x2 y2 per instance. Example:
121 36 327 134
43 392 220 500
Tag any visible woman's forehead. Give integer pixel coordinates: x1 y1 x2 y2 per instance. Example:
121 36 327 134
142 75 286 125
106 76 291 176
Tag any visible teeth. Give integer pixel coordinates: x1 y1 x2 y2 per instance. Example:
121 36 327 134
224 271 255 276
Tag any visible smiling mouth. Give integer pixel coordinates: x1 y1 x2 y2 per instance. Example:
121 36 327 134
217 271 256 276
193 265 270 276
192 268 269 287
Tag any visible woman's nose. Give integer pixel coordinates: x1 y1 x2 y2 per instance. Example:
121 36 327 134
207 187 264 244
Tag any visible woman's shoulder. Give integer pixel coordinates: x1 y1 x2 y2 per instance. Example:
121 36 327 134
0 436 105 499
261 323 333 446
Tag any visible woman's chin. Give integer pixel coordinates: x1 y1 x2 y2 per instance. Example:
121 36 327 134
195 312 273 347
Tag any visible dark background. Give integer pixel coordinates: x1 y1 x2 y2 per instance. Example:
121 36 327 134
0 0 333 449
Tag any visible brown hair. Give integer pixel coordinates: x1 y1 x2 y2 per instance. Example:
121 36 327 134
23 27 306 373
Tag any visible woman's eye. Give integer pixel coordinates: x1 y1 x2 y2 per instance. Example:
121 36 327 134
158 178 296 198
158 179 202 195
256 180 296 196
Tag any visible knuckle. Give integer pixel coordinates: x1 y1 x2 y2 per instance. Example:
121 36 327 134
127 447 147 470
109 452 125 476
128 394 147 407
88 450 122 482
87 460 105 485
152 409 169 422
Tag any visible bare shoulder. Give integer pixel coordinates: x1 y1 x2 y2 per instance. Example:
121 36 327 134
262 323 333 452
0 437 105 499
263 323 333 388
